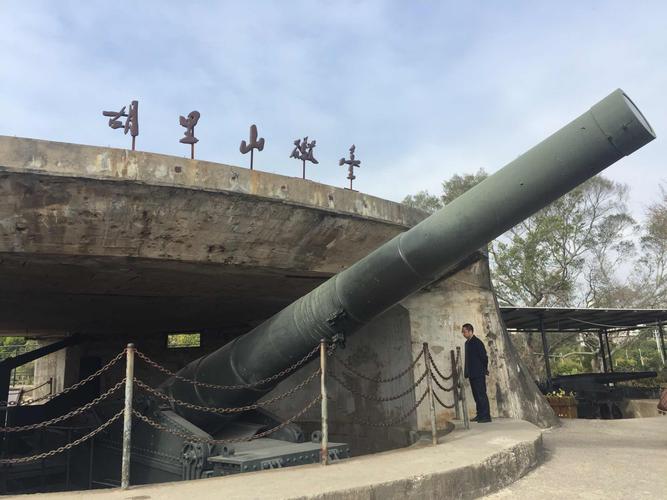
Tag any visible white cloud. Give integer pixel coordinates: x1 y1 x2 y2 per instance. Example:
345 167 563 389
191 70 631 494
0 0 665 220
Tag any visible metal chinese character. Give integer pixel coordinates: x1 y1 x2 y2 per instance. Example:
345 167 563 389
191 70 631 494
339 144 361 190
239 124 265 170
179 110 201 159
102 100 139 150
290 136 318 179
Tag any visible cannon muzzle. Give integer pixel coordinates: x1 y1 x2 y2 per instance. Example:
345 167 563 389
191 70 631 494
166 89 655 431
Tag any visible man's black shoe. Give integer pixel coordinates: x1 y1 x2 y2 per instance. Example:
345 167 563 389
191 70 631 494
477 417 492 423
471 416 479 422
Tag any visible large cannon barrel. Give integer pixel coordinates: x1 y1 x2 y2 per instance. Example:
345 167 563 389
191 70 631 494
166 89 655 431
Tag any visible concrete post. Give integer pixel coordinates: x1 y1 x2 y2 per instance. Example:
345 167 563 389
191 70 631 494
319 339 328 465
121 344 134 489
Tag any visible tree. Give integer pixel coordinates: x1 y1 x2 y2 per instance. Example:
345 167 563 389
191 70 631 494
440 169 488 205
401 169 488 213
402 190 442 213
403 173 667 382
490 176 634 307
630 184 667 308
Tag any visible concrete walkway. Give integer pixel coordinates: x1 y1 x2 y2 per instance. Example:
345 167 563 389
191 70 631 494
24 419 542 500
485 416 667 500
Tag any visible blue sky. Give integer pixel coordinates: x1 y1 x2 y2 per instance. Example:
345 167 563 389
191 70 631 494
1 1 665 219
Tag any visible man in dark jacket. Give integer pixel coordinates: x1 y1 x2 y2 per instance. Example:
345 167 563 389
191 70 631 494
462 323 491 423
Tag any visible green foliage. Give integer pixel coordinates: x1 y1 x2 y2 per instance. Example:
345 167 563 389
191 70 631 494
167 333 201 348
402 190 443 214
631 185 667 308
401 169 488 214
0 336 38 386
490 176 634 307
404 175 667 381
440 169 488 205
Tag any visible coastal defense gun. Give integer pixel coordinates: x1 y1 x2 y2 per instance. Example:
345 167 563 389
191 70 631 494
552 370 659 419
108 89 655 484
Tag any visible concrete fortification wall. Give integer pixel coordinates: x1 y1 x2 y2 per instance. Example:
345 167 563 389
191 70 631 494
2 136 557 449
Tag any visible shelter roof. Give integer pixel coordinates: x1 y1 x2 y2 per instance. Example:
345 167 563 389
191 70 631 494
500 307 667 332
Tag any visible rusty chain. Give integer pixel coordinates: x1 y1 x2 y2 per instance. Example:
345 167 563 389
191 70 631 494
2 379 126 433
1 350 125 408
132 395 321 445
345 389 429 428
0 409 124 465
135 368 320 414
425 345 454 381
18 379 52 395
328 368 427 402
332 349 424 384
430 369 455 393
135 344 319 391
432 388 456 409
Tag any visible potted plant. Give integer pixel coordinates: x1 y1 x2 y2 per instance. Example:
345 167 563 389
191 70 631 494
546 388 578 418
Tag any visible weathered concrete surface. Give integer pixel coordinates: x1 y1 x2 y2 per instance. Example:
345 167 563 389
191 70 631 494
266 252 557 446
485 417 667 500
23 419 543 500
0 136 426 335
403 255 560 429
620 398 665 418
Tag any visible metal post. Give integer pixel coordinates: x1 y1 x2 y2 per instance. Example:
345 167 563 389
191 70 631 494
456 347 470 430
450 349 460 420
539 316 552 388
604 329 614 372
121 343 134 489
658 322 666 366
319 339 328 465
598 330 608 373
423 343 438 446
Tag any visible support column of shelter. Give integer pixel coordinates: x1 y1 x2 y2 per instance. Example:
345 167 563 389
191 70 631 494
604 329 614 372
539 315 552 389
658 322 666 366
598 329 608 373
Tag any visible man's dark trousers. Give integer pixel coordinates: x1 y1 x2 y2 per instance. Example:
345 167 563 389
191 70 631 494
465 334 491 420
469 376 490 420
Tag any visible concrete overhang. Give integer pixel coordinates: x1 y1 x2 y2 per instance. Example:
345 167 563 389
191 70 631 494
0 136 428 336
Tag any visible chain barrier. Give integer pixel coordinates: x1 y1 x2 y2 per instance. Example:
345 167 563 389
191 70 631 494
0 409 124 465
0 340 463 475
132 395 321 445
134 344 319 391
425 345 454 381
346 389 429 428
1 350 125 408
18 378 52 395
432 388 456 409
1 379 126 433
430 372 455 393
134 368 320 414
331 349 424 384
328 369 427 402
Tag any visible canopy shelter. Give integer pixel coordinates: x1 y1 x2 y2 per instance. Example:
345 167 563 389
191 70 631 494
499 307 667 387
